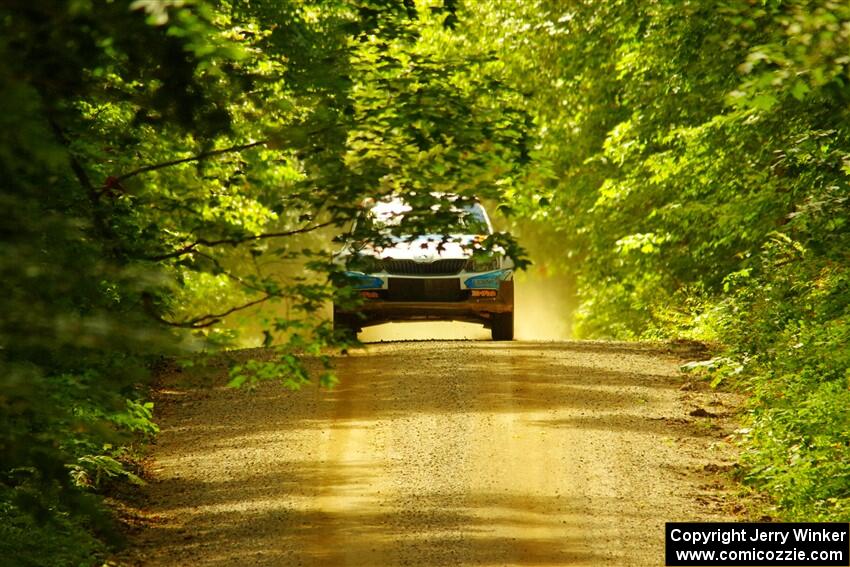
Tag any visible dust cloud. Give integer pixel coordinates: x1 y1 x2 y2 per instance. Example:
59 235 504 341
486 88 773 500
512 267 574 340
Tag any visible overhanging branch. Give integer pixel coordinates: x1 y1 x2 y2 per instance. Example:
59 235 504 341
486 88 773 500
147 220 336 261
143 293 275 329
109 140 268 186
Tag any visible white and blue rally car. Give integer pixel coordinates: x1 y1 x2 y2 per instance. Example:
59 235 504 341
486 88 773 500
333 195 515 340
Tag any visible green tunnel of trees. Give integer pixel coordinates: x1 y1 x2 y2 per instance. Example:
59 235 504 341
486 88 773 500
2 0 848 563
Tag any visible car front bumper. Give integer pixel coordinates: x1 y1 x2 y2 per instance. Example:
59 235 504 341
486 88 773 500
335 279 514 328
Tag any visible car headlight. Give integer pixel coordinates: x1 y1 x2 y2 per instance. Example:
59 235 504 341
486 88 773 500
467 254 500 272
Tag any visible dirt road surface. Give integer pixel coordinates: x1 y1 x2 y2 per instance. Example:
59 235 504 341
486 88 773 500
122 341 741 567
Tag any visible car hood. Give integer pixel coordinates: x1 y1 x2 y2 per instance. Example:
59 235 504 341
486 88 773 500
353 234 478 262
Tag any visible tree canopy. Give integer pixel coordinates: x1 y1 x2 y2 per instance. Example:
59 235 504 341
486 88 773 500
2 0 849 563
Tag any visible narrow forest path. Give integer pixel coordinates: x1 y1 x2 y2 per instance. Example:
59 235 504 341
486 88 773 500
121 341 742 567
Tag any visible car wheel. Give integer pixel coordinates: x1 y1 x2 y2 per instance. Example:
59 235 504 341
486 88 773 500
491 312 514 341
333 309 360 340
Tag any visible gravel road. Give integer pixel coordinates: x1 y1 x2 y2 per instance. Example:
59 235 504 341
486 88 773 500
122 341 741 566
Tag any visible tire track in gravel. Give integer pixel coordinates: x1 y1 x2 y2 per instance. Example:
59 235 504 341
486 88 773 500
121 341 742 567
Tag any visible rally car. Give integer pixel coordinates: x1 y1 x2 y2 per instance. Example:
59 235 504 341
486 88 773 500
332 195 515 340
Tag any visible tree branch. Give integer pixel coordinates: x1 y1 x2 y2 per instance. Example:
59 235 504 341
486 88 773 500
110 140 268 185
108 122 343 186
147 220 336 261
143 293 276 329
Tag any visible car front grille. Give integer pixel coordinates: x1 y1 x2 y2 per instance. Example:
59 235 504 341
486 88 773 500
387 278 465 301
380 258 468 275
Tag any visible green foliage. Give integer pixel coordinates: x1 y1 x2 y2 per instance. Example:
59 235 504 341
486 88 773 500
70 452 146 490
2 0 533 562
468 0 850 519
17 0 849 555
0 487 107 567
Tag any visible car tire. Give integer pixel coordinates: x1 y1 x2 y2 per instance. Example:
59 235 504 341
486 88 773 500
333 309 360 340
491 312 514 341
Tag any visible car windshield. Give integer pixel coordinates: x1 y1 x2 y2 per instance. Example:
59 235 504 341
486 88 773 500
363 197 492 235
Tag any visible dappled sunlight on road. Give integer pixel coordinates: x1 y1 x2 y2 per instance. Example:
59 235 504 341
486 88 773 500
125 342 740 567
